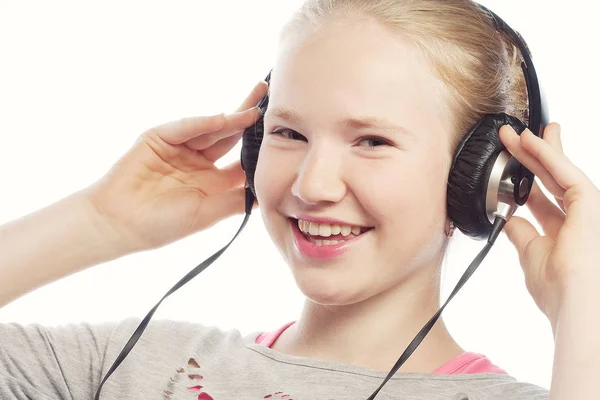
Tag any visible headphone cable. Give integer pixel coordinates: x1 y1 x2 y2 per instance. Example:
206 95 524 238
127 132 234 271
94 196 506 400
365 216 506 399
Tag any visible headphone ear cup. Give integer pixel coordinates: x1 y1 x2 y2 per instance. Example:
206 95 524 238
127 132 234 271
447 113 526 240
241 93 269 199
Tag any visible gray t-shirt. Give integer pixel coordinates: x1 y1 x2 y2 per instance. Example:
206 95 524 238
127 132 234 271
0 317 549 399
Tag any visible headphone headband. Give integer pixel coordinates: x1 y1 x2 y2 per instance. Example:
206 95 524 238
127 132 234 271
476 3 548 206
477 4 549 136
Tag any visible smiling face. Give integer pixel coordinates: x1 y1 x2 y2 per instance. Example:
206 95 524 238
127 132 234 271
254 17 456 306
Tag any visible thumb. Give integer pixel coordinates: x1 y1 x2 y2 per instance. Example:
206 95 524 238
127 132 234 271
503 215 553 283
503 215 539 257
503 215 542 278
503 215 556 320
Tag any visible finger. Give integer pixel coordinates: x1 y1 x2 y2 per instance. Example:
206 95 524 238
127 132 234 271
148 113 226 145
181 166 242 197
520 126 590 193
543 122 563 153
499 125 565 200
537 123 566 211
204 107 265 162
185 160 247 197
235 80 269 112
185 106 261 151
203 132 243 163
525 179 565 238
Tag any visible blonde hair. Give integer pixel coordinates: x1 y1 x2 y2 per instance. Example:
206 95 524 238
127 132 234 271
281 0 528 154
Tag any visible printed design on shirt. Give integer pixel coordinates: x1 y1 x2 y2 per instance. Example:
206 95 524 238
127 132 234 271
163 357 213 400
262 391 293 399
162 357 297 399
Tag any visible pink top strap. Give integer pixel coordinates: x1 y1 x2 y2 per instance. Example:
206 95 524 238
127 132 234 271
255 322 507 375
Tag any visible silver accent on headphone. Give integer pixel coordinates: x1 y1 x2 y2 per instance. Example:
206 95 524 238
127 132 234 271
485 150 521 223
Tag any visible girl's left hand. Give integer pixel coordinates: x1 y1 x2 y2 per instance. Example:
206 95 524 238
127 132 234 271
499 122 600 334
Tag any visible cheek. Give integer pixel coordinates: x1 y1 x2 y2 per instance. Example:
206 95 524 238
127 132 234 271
254 144 295 207
352 152 450 221
253 148 272 207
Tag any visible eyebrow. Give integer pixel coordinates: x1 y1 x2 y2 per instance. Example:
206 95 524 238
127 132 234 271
266 107 413 136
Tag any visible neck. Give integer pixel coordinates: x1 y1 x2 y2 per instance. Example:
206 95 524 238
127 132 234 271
271 265 465 374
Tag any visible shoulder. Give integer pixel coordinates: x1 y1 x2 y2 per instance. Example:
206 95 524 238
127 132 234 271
99 317 256 382
486 378 549 400
457 373 549 400
111 317 248 350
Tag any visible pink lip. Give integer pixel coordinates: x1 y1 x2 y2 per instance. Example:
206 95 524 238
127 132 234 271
290 218 368 260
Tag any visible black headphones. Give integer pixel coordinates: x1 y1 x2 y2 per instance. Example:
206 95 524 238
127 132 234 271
241 4 549 241
94 4 548 399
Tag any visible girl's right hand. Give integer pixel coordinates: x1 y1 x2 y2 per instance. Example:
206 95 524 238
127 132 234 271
83 81 268 254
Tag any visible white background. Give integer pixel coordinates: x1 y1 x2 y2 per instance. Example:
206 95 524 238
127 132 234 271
1 0 598 390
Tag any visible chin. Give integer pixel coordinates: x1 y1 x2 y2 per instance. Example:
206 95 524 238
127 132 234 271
290 266 377 307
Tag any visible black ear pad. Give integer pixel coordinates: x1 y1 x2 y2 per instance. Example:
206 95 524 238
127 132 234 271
447 113 526 240
241 93 270 199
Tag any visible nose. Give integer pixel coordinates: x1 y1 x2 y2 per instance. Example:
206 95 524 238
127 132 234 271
291 145 346 205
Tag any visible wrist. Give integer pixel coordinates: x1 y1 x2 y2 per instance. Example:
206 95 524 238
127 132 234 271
550 278 600 399
548 269 600 336
75 188 137 260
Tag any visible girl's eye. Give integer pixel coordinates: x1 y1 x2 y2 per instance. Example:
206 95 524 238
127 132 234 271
271 128 307 142
270 130 392 149
358 136 392 148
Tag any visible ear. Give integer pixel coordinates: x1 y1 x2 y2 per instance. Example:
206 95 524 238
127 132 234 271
444 219 455 238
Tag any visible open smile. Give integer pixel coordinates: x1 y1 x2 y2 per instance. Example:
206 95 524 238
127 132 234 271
289 218 373 260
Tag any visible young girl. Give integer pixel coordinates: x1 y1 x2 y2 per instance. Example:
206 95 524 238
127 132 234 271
1 0 598 399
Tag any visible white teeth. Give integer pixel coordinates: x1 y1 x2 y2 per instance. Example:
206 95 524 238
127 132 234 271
340 225 352 236
306 237 344 246
309 222 320 236
318 224 332 237
296 218 367 239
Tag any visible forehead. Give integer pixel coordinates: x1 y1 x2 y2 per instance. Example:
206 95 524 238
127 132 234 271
267 18 450 136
